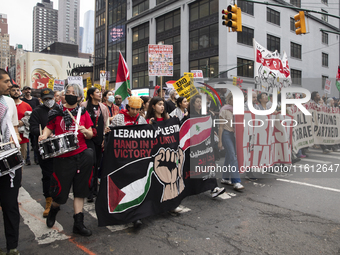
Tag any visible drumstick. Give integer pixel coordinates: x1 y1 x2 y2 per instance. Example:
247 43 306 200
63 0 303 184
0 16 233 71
39 124 42 136
0 141 14 147
66 110 80 128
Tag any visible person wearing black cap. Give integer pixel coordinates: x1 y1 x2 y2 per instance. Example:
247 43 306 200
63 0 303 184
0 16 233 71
22 86 40 165
29 88 57 217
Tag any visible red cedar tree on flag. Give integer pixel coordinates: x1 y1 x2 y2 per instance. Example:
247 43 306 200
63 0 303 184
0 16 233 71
115 52 130 101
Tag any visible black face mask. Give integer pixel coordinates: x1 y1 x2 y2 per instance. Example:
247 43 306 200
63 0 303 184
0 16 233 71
65 94 78 105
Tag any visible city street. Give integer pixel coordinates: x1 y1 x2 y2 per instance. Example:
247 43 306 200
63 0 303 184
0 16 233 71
1 148 340 255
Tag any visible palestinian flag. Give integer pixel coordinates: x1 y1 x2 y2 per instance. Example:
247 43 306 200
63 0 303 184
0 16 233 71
115 52 130 103
180 115 212 151
336 66 340 93
108 162 154 213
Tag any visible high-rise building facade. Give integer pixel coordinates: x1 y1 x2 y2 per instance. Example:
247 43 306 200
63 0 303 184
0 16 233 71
32 0 58 52
58 0 80 45
79 27 84 52
82 10 94 54
94 0 340 95
0 13 10 69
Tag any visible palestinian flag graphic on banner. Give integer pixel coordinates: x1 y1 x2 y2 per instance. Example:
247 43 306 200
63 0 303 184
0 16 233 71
96 117 217 226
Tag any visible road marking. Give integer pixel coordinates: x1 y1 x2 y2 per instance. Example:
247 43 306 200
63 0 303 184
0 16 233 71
305 154 340 160
18 188 70 245
276 179 340 193
300 158 331 163
218 192 232 199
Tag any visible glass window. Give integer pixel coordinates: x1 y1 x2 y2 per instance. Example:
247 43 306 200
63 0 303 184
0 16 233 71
290 0 301 7
237 26 254 46
322 53 328 67
267 8 280 26
189 56 219 78
322 31 328 45
237 58 254 78
291 42 301 59
321 9 328 22
290 17 295 32
238 0 254 16
189 24 219 51
267 34 280 53
190 0 218 22
291 69 302 85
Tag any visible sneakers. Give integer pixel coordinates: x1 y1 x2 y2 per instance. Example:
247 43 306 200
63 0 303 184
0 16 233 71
43 197 53 218
46 205 60 228
170 206 183 213
133 219 142 228
25 159 31 166
211 187 226 198
298 154 306 158
233 183 244 191
221 179 233 185
323 149 331 154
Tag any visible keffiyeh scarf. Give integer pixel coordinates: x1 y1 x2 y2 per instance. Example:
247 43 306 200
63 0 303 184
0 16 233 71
48 104 86 130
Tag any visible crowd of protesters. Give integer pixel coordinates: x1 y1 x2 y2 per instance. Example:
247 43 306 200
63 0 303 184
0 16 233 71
1 66 340 254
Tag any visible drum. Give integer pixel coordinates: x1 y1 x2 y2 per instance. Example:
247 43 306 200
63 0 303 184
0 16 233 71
0 148 24 177
39 132 79 160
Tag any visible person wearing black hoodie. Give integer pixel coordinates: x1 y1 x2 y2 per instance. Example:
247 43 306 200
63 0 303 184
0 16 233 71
29 88 57 218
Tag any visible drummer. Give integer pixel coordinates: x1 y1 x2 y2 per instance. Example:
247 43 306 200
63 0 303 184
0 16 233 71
0 68 22 255
38 83 94 236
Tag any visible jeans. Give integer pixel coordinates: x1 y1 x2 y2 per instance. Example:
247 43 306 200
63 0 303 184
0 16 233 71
221 129 241 184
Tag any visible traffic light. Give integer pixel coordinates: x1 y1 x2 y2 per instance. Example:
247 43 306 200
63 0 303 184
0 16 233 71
294 11 306 35
221 5 242 32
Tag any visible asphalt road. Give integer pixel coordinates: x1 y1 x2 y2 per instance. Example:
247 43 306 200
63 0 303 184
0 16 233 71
1 148 340 255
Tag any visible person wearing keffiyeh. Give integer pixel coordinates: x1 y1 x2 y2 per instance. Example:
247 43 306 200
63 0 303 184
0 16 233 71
0 68 22 255
39 83 94 237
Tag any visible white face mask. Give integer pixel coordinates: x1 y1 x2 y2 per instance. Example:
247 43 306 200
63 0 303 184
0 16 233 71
43 99 55 108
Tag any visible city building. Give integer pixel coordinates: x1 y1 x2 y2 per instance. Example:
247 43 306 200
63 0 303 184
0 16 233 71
79 27 84 52
94 0 340 95
58 0 80 45
82 10 94 54
0 13 10 69
32 0 58 53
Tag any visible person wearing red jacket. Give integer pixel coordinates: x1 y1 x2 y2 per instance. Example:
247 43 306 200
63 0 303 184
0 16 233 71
10 84 32 162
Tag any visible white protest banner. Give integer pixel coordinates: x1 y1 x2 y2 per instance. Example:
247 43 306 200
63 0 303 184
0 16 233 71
68 76 83 87
54 79 65 91
100 71 106 89
289 104 314 153
191 70 204 88
148 44 173 77
235 112 293 171
324 78 332 94
253 39 291 93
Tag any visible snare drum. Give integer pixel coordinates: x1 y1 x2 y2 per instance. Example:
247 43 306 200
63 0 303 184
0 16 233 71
0 148 24 177
39 132 79 160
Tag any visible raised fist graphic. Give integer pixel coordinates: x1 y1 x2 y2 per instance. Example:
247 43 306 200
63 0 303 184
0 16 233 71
154 148 184 202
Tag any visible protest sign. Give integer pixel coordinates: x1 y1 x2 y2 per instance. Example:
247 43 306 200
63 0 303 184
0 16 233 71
148 44 173 77
53 79 64 91
68 76 83 87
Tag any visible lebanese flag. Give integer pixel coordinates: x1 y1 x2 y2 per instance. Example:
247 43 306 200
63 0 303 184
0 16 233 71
179 115 212 151
115 52 130 103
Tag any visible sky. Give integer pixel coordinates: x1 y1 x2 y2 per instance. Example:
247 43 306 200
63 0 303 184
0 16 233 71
1 0 94 51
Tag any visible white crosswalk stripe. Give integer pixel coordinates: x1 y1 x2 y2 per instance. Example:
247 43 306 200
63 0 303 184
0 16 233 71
18 188 70 245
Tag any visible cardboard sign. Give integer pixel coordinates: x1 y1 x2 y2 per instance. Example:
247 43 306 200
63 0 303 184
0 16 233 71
68 76 83 87
48 79 54 90
148 44 173 77
53 79 64 91
94 83 102 91
86 77 92 89
173 76 199 101
324 78 332 94
105 80 109 91
100 71 106 89
191 70 204 88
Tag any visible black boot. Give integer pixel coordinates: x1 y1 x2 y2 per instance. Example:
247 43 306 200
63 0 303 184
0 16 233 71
46 205 60 228
73 212 92 236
